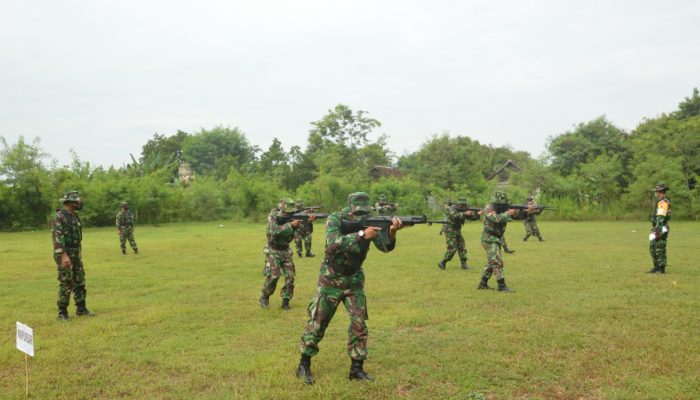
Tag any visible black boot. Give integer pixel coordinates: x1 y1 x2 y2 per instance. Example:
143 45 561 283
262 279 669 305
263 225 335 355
134 248 139 254
497 278 514 293
297 250 302 258
538 237 544 242
76 301 95 316
646 265 660 273
259 294 269 308
306 251 315 257
657 266 666 274
58 306 69 321
295 354 314 385
504 248 515 254
460 261 469 270
437 260 446 270
477 276 493 290
348 359 374 381
281 298 290 310
523 235 530 242
122 248 126 255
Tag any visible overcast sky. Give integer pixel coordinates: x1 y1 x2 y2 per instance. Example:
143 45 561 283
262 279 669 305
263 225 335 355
1 0 698 168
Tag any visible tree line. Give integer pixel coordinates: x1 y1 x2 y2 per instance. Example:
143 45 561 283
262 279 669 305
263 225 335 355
1 90 699 230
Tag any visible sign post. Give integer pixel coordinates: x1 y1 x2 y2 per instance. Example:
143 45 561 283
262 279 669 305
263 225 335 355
16 322 34 398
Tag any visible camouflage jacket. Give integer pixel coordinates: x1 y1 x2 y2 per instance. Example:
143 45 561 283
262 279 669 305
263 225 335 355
52 208 82 253
444 205 479 234
480 204 511 243
321 207 395 277
116 210 135 228
525 201 543 222
266 208 296 250
651 196 671 231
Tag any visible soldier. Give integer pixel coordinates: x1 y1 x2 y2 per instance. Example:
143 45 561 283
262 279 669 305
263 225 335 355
116 201 139 255
51 190 94 320
437 197 480 270
648 183 671 274
296 192 407 384
293 199 315 258
522 196 544 242
374 194 397 216
477 191 522 293
260 198 315 310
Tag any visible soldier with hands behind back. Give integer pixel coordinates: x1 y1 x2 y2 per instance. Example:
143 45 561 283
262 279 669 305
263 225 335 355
116 201 139 255
51 190 94 320
648 183 671 274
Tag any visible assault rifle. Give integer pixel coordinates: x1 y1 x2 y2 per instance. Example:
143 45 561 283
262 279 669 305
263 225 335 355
301 206 323 212
507 204 555 213
275 212 329 225
429 208 482 234
340 215 427 251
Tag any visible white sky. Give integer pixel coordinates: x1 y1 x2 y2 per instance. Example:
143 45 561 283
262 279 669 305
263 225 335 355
1 0 698 168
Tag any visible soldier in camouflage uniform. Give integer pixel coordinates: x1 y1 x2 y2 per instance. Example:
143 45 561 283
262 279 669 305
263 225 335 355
51 190 94 320
374 194 397 216
477 191 523 293
293 199 315 258
116 201 139 255
296 192 407 385
260 198 314 310
522 196 544 242
648 183 671 274
438 197 480 270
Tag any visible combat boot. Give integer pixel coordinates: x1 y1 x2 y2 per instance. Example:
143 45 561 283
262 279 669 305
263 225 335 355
348 359 374 381
523 234 530 242
259 294 270 308
538 237 545 242
297 250 302 258
477 277 493 290
76 301 95 316
58 307 69 321
437 260 446 270
122 248 127 255
305 251 315 257
504 248 515 254
281 298 291 310
134 248 139 254
646 266 660 273
295 354 314 385
657 266 666 274
497 278 515 293
460 261 470 270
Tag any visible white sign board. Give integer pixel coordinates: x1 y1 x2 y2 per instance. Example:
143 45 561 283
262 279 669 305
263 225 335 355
16 322 34 357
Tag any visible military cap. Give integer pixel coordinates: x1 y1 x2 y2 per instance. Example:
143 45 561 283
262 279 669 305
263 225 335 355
491 191 509 205
652 183 669 192
60 190 82 204
526 196 534 201
456 196 468 206
120 201 129 207
279 198 299 213
348 192 373 214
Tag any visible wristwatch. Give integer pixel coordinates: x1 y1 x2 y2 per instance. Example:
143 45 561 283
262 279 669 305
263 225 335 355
358 230 365 238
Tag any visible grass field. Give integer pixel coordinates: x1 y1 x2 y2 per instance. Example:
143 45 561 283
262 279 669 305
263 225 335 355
1 220 698 399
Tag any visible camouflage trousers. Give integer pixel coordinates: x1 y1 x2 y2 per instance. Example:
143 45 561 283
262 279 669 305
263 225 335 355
649 233 669 268
119 227 138 251
261 248 295 300
523 220 542 240
294 231 312 254
442 231 467 263
54 250 86 308
481 241 505 280
300 272 368 360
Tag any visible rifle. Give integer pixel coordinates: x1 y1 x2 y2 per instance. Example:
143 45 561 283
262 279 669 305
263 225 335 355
275 212 330 225
301 206 323 212
340 215 428 251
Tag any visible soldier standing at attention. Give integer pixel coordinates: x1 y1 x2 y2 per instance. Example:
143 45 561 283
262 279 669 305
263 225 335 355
293 199 315 258
116 201 139 255
260 198 315 310
477 191 521 293
51 190 94 320
296 192 407 384
374 194 397 216
522 196 544 242
437 197 480 270
648 183 671 274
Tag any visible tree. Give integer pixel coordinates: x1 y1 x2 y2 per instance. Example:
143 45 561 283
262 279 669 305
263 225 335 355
673 87 700 120
182 126 258 179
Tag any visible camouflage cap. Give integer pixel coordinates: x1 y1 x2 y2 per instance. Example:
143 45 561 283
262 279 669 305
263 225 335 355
456 196 468 206
652 182 669 192
491 191 509 205
377 194 387 201
60 190 82 204
526 196 534 201
279 198 299 213
295 199 304 207
120 201 128 207
348 192 372 214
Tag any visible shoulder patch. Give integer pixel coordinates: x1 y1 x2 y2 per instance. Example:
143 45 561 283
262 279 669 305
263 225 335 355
656 201 669 216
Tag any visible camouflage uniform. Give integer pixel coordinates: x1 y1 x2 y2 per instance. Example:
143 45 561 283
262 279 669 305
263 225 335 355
438 197 479 269
523 198 544 241
374 194 397 216
116 202 138 254
648 183 671 274
51 191 93 319
478 192 517 292
300 193 395 364
260 199 299 307
293 200 314 257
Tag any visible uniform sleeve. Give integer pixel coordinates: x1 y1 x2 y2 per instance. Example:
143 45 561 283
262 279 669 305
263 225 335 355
267 212 293 238
372 230 396 253
483 211 511 224
116 212 120 227
654 200 669 230
325 213 364 254
52 213 67 253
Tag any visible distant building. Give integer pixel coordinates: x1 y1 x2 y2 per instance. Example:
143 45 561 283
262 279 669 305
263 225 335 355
369 165 404 181
178 162 195 186
485 159 522 190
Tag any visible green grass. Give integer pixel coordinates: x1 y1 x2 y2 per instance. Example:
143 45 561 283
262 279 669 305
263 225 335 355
1 221 698 399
